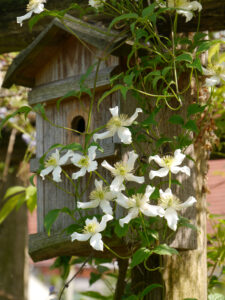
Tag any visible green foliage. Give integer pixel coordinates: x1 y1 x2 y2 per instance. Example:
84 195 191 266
0 185 37 224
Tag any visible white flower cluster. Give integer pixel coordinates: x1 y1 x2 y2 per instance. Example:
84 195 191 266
88 0 105 9
40 106 196 251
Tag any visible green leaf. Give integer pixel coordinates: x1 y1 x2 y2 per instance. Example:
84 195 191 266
29 174 36 187
57 90 80 110
142 3 156 17
169 115 184 125
89 272 102 285
33 103 47 120
81 291 109 299
0 187 26 223
156 137 173 149
124 296 138 300
61 143 83 152
140 283 163 298
115 221 128 238
183 120 198 133
97 85 124 109
152 244 179 256
44 209 61 236
187 58 202 72
176 53 193 63
197 41 212 53
0 106 32 137
187 103 206 117
131 247 152 268
109 13 138 30
25 186 37 212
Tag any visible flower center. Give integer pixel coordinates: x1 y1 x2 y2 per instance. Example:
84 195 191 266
133 194 143 208
159 195 181 210
84 223 97 234
90 189 107 201
78 156 89 168
113 162 128 177
162 155 174 168
45 156 58 167
106 114 128 131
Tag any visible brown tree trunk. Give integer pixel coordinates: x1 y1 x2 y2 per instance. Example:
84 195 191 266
0 173 28 300
131 74 208 299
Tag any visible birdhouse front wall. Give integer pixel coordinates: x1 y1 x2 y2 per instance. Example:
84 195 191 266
36 91 120 233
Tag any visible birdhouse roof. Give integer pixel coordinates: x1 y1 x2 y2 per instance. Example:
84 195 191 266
2 15 125 89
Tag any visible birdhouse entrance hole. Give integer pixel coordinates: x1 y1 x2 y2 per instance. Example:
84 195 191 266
71 115 85 135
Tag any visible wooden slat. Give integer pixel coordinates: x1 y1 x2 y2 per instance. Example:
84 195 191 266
29 232 134 262
28 66 116 105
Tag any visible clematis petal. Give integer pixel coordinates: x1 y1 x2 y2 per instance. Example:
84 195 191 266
117 127 132 144
98 214 113 231
173 149 185 166
110 176 124 192
17 11 33 26
125 108 143 126
90 233 104 251
202 67 214 76
141 204 165 217
71 153 82 166
59 150 74 165
149 155 164 167
144 185 155 199
178 196 196 210
109 106 119 117
178 9 193 22
149 168 169 179
115 193 131 209
33 3 45 13
100 200 113 215
72 168 86 180
188 1 202 11
171 166 190 176
159 188 172 198
93 130 113 142
77 200 99 209
125 173 145 184
88 146 97 161
40 166 54 180
52 166 62 182
95 179 103 190
205 76 220 87
101 160 115 173
126 151 138 171
119 208 139 227
71 232 91 242
85 217 98 226
87 160 98 172
165 208 179 231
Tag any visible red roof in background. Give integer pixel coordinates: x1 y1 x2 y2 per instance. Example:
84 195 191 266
207 159 225 233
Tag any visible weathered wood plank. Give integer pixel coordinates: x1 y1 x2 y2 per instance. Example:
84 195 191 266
28 66 116 105
29 232 133 262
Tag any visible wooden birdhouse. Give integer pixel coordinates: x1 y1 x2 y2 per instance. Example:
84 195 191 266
3 15 197 262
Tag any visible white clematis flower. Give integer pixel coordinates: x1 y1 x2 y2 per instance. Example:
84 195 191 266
93 106 142 144
17 0 46 26
167 0 202 22
149 149 190 179
159 188 196 231
77 179 116 215
40 149 73 182
117 185 165 227
202 62 225 87
71 214 113 251
71 146 98 180
89 0 105 9
102 151 145 192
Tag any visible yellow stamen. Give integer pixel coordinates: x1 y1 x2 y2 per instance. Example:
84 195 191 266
83 223 97 234
78 156 89 168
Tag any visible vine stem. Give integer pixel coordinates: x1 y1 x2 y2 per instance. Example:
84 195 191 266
169 171 172 189
94 170 109 185
103 242 130 260
58 255 92 300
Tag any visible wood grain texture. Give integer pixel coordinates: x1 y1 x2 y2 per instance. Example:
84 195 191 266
29 232 135 262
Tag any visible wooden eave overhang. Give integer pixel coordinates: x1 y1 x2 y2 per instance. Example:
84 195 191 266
2 14 125 89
